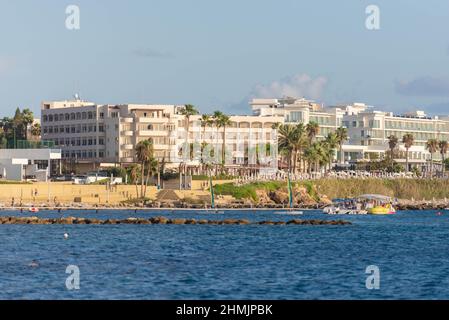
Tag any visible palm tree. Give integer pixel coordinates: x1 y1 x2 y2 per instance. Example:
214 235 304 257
277 124 296 172
22 108 34 140
219 115 231 169
144 157 158 197
292 123 307 173
324 132 339 171
387 135 399 171
30 123 41 138
426 138 439 177
179 104 199 158
213 111 231 169
439 140 449 176
335 127 349 164
306 121 320 143
135 139 154 198
402 133 414 172
200 114 213 167
129 164 140 198
304 142 321 174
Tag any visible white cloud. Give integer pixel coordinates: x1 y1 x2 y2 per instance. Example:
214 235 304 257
250 73 328 100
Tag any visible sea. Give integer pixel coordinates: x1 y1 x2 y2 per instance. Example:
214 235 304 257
0 209 448 299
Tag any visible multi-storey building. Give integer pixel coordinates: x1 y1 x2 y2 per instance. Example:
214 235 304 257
41 99 283 172
252 98 449 169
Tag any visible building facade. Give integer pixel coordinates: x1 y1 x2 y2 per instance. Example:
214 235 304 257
41 99 282 172
251 98 449 168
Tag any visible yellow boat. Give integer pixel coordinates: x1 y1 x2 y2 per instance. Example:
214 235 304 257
358 194 396 215
368 204 396 215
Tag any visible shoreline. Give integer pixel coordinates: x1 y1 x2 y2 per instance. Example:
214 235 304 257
0 202 448 212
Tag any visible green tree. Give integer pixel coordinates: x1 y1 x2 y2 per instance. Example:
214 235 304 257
179 104 198 162
402 133 414 172
22 108 35 140
426 138 439 177
387 135 399 171
306 121 320 143
439 140 449 175
335 127 349 164
135 139 154 198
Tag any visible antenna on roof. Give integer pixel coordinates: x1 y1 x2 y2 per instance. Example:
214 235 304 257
74 93 81 101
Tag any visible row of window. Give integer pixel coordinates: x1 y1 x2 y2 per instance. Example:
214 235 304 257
51 137 105 147
42 124 105 134
385 120 449 132
42 111 105 122
62 150 105 159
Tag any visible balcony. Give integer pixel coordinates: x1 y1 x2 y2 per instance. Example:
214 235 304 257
138 130 167 136
121 144 134 150
121 130 134 136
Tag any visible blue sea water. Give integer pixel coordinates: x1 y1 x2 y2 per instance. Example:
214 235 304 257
0 209 449 300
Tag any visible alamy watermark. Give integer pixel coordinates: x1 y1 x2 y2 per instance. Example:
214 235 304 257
365 5 380 30
365 265 380 289
66 265 80 290
173 128 279 168
66 5 80 30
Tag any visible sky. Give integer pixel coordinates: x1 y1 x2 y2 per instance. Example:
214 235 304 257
1 0 449 117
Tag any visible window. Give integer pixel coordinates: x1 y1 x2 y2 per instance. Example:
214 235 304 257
65 114 70 121
99 112 104 119
43 127 48 134
99 124 104 132
43 115 48 122
99 138 105 145
70 113 75 120
48 115 53 122
76 112 81 120
99 151 105 158
82 112 87 120
82 138 87 146
54 114 58 121
88 112 93 119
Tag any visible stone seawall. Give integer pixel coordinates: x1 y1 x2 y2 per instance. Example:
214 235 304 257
0 216 352 226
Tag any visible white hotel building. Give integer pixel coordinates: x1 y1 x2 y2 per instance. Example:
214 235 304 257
251 98 449 169
41 99 282 172
41 97 449 173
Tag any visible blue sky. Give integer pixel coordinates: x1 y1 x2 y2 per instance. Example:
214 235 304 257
1 0 449 117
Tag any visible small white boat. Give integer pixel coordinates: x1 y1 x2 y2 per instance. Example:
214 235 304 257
275 210 303 215
202 210 225 214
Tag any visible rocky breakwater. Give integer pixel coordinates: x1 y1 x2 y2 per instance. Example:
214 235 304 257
0 216 351 226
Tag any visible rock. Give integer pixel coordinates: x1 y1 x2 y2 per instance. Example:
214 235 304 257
170 218 187 225
269 190 289 204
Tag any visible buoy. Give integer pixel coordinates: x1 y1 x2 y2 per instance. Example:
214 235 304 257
64 233 69 239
